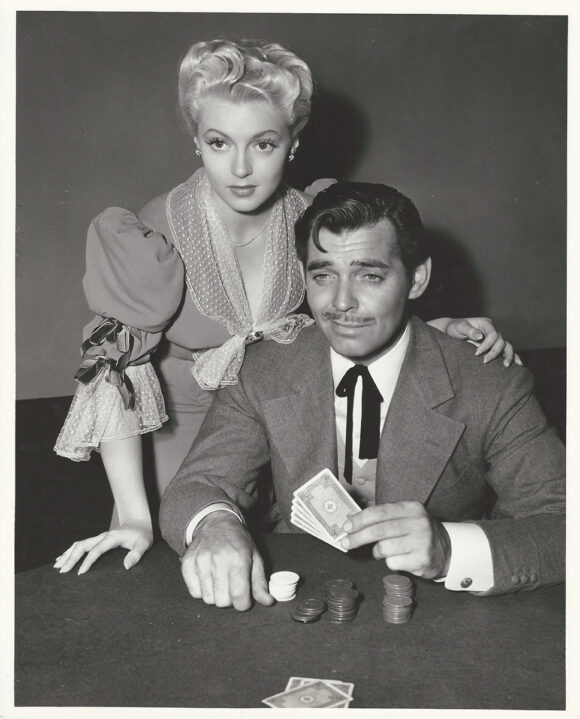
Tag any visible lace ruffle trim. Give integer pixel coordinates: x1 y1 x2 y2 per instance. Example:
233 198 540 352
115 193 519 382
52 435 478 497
54 363 168 462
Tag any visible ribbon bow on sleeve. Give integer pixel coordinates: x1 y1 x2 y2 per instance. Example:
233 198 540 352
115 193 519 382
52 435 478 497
74 317 143 410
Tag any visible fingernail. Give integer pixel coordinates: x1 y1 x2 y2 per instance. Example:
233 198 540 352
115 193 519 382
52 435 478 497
473 332 483 340
475 347 484 356
341 537 351 549
504 359 509 367
343 520 352 532
484 355 491 363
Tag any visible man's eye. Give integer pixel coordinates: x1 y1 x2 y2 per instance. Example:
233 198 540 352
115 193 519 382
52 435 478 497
363 273 383 282
312 273 332 282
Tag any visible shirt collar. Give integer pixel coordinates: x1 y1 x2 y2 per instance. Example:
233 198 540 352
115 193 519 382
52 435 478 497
330 322 410 397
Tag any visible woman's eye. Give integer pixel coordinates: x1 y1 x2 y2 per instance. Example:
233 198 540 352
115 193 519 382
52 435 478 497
208 138 227 150
256 140 276 152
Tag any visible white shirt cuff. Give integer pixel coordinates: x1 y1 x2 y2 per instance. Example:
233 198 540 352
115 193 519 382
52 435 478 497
185 503 244 547
435 522 494 592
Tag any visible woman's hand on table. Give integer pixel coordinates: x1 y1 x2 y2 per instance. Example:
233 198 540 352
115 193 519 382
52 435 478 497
53 520 153 574
431 316 522 367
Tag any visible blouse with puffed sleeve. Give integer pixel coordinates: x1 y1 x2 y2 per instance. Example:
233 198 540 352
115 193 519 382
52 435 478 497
54 207 186 461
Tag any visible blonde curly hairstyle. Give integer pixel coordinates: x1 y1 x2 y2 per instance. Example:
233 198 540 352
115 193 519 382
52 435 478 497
178 38 313 139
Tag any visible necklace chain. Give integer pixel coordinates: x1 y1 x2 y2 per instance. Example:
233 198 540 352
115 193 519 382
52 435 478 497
231 215 272 247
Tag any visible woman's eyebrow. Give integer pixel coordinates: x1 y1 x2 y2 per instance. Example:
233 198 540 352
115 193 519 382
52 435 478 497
202 129 282 139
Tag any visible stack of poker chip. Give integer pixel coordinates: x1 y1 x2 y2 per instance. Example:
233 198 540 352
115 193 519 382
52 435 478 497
289 597 327 623
382 574 414 624
325 579 360 623
269 571 300 602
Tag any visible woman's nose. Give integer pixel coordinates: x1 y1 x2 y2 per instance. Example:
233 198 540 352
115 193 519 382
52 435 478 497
232 148 251 178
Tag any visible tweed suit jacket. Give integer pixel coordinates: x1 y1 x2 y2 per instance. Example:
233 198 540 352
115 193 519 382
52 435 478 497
160 316 565 595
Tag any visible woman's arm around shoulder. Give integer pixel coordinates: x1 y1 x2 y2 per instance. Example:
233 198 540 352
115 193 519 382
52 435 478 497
427 316 522 367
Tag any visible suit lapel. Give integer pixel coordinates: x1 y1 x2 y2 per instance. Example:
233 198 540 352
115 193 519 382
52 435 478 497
376 318 466 505
262 327 338 483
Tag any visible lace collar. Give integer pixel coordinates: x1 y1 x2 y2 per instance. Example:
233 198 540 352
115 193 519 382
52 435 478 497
167 169 313 389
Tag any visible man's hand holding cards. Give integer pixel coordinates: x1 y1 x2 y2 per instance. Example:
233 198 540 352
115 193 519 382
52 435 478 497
291 469 360 551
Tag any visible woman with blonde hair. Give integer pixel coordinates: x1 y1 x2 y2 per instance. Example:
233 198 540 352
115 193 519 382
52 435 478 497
53 38 515 574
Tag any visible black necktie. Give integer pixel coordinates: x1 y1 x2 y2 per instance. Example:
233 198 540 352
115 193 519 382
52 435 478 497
336 365 384 484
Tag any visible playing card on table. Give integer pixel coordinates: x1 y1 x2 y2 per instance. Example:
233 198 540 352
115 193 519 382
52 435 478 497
285 677 354 708
262 679 351 708
291 468 360 549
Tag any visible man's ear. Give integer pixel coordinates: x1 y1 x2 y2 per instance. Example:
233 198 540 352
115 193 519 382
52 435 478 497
408 257 431 300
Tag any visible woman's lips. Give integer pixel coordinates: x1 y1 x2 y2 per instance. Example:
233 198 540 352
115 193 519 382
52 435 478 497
228 185 257 197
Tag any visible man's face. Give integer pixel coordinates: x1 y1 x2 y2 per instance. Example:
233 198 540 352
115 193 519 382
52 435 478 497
303 219 430 364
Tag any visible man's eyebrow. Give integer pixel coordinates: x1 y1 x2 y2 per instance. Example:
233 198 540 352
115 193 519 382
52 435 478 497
306 258 391 271
306 259 332 271
350 259 390 269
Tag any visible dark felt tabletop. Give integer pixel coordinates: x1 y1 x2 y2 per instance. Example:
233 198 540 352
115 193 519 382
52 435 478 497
15 534 564 709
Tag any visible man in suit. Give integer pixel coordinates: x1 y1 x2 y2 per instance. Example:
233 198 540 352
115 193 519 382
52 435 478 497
160 182 565 610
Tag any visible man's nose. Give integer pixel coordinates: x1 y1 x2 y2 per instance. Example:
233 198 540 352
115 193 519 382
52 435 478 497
332 278 357 312
232 148 251 178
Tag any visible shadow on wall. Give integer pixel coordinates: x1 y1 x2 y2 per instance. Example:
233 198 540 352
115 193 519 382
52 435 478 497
413 226 485 321
285 88 368 188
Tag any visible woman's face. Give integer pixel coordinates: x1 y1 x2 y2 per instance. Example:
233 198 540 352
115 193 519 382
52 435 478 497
196 96 293 216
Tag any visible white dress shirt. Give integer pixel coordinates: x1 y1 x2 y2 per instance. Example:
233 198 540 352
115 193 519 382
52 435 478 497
186 322 494 591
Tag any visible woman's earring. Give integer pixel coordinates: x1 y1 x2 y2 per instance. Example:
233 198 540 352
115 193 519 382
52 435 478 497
195 148 201 157
288 143 298 162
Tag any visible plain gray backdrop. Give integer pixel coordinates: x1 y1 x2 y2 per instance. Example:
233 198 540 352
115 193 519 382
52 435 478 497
16 12 566 399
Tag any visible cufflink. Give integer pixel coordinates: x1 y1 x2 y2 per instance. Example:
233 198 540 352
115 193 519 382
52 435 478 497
460 577 473 589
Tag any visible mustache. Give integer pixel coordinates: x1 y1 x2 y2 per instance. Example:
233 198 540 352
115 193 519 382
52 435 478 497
321 311 374 324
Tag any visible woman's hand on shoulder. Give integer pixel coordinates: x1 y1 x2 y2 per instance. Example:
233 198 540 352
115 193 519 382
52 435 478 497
53 520 154 575
430 316 523 367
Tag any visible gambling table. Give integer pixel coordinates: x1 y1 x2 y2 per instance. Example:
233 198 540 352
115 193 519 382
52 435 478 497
15 534 565 709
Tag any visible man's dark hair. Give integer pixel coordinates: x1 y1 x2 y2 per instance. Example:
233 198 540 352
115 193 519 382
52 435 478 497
295 182 429 276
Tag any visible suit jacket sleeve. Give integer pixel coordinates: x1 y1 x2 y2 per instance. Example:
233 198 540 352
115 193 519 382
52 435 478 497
471 366 565 595
159 371 270 555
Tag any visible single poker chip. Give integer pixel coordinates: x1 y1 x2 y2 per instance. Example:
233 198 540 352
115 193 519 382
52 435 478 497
383 594 413 607
383 574 413 589
295 598 327 615
325 579 355 592
289 606 322 623
326 587 359 601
